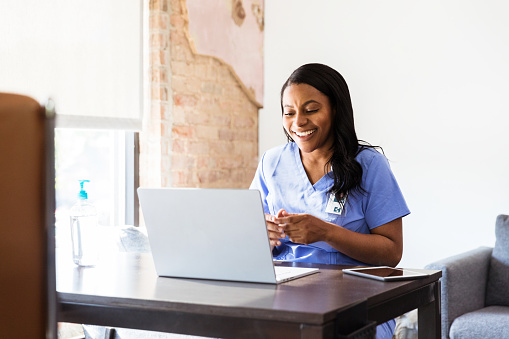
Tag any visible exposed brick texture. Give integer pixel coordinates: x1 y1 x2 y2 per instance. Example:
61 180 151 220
140 0 261 190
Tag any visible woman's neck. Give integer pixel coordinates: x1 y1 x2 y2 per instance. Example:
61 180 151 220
299 148 333 185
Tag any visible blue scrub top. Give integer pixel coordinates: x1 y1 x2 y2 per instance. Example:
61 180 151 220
250 142 410 266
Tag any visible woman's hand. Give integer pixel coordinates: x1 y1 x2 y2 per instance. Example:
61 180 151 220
264 212 285 247
273 209 330 245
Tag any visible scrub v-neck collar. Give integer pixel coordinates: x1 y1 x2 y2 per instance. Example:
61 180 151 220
290 142 333 193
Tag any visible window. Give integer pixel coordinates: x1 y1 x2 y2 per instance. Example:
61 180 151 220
54 129 139 248
1 0 147 252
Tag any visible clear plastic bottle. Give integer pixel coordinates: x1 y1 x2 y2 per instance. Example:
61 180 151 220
70 180 99 266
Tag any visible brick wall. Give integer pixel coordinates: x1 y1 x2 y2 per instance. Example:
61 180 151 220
140 0 261 190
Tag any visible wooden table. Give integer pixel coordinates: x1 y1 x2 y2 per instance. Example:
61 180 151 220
57 252 441 338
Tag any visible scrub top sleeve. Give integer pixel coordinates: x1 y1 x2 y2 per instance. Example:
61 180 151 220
249 152 271 214
362 153 410 229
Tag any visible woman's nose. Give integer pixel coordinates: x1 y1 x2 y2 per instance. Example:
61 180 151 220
294 111 307 126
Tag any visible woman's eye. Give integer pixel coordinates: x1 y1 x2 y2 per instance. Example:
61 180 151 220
284 112 295 116
306 109 319 113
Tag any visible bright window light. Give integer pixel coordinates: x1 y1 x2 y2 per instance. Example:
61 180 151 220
54 129 129 248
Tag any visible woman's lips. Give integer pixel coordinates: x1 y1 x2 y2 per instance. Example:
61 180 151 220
293 129 317 137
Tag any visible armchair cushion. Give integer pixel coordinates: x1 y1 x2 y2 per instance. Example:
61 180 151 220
449 306 509 339
485 214 509 306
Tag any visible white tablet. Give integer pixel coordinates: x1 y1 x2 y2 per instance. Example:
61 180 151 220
342 266 429 281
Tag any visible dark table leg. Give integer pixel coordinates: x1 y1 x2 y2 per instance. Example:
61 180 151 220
418 280 441 339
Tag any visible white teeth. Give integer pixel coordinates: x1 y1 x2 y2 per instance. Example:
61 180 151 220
294 129 316 137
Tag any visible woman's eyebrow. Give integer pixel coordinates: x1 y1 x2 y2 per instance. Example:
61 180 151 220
284 100 320 108
303 100 320 106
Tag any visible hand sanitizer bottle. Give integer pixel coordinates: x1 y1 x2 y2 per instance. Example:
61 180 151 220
70 180 99 266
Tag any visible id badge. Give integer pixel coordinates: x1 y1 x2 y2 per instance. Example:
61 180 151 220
326 193 347 216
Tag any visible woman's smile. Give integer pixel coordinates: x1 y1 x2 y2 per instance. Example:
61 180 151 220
292 128 317 138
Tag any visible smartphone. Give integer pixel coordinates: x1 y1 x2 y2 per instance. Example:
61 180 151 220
342 266 429 281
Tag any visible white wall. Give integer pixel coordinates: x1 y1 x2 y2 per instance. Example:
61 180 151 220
261 0 509 268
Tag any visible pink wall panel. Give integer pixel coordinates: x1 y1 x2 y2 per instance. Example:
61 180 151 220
187 0 264 105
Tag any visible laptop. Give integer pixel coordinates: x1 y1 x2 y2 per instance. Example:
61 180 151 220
137 188 319 284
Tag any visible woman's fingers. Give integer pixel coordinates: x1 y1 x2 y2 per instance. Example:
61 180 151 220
269 226 285 240
265 213 285 244
267 228 284 246
276 209 287 218
268 234 282 246
266 211 311 245
275 209 294 225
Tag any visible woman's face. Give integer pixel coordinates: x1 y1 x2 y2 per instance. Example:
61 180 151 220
282 83 334 156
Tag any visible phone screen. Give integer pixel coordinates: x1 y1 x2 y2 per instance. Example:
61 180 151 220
343 266 429 281
353 267 405 277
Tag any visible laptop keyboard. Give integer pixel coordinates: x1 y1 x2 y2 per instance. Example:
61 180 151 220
274 266 301 279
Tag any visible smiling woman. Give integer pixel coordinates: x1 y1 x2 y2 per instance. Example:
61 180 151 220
250 63 410 339
281 83 334 184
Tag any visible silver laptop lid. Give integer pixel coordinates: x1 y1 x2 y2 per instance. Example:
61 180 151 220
138 188 278 284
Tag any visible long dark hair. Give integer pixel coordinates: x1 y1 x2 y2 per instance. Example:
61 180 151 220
280 63 381 202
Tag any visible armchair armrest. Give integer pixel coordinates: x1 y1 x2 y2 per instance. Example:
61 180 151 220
425 246 493 339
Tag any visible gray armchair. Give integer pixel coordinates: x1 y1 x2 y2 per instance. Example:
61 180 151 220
425 214 509 339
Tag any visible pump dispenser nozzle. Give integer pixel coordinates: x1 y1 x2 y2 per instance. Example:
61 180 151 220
78 179 90 200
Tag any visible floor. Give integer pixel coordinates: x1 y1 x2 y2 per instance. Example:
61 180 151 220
58 317 419 339
58 323 84 339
